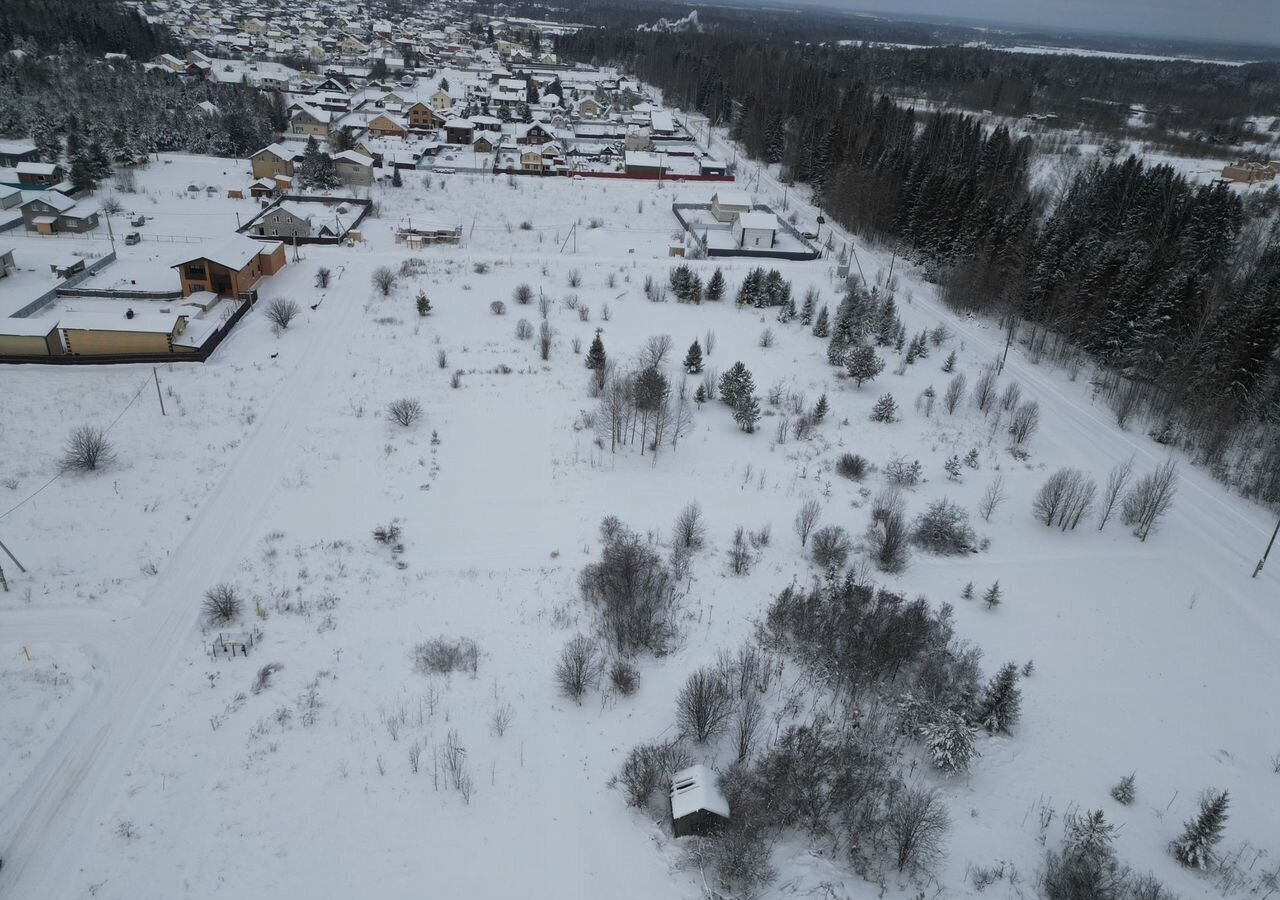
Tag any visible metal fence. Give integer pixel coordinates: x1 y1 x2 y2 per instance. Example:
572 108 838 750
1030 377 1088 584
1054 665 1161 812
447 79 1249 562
11 251 118 318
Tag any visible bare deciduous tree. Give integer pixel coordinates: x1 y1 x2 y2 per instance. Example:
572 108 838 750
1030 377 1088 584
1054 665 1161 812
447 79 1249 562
513 283 534 305
979 473 1007 522
944 373 967 414
642 334 674 369
1098 456 1135 530
371 266 397 296
62 425 116 472
810 524 852 570
886 786 950 873
973 366 1000 414
1121 459 1178 541
203 582 242 624
1034 468 1097 530
555 634 602 704
387 398 423 427
793 498 821 547
1009 401 1041 445
676 666 733 743
733 691 763 762
673 501 707 551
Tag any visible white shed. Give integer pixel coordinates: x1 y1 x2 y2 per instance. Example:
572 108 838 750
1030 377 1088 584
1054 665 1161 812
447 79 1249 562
711 190 753 223
733 211 777 250
670 764 731 837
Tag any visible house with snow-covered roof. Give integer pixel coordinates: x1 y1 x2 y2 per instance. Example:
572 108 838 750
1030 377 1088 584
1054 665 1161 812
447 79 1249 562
670 765 730 837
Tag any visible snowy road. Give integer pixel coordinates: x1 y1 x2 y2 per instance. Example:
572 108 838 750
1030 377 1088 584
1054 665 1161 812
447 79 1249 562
0 287 363 899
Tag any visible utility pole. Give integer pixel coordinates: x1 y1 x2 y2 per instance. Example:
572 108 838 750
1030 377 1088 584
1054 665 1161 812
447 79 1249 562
0 562 7 592
1254 516 1280 578
153 366 167 416
0 535 26 574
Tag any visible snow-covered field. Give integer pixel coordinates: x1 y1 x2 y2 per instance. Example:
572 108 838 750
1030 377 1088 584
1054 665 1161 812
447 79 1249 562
0 144 1278 900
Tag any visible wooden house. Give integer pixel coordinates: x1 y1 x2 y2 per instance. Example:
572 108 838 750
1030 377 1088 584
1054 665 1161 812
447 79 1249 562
172 235 286 298
670 766 730 838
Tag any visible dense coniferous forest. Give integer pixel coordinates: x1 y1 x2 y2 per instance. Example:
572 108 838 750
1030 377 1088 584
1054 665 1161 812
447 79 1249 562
0 54 286 161
0 0 174 57
559 29 1280 502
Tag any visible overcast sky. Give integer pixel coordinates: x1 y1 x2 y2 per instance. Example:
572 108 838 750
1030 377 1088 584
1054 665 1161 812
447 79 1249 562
825 0 1280 47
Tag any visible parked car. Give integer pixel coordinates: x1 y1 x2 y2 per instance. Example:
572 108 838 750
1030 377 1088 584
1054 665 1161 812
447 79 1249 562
130 216 146 227
124 232 141 245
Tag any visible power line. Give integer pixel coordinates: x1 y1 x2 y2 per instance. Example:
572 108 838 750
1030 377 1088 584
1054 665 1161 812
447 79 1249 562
0 372 153 522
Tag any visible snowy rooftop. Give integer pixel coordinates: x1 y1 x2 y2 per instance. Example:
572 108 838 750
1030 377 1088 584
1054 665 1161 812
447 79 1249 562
736 211 777 231
670 765 730 821
713 190 753 208
173 235 282 271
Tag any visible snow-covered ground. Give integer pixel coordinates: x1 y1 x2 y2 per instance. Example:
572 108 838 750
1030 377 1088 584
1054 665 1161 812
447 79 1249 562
0 132 1277 900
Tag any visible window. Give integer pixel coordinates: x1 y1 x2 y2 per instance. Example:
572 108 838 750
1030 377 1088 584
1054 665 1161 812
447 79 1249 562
186 263 207 279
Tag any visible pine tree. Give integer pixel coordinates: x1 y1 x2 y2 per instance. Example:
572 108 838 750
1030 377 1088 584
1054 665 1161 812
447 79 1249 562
1171 790 1229 870
961 581 975 600
922 711 979 774
800 288 817 325
706 268 725 301
415 291 432 316
978 661 1022 734
811 393 829 424
984 581 1002 609
1110 773 1136 805
945 456 962 480
392 165 403 187
694 385 707 405
69 152 95 189
683 339 703 374
1066 810 1116 860
735 268 764 307
870 393 897 423
846 344 885 387
585 334 607 371
942 349 957 373
719 362 754 408
812 305 830 338
733 392 761 433
298 136 339 190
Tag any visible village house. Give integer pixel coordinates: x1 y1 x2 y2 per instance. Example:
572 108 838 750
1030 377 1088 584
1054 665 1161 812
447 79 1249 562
711 190 754 223
334 150 375 186
366 113 409 139
516 121 555 145
20 192 99 235
428 88 454 111
60 313 190 356
0 139 39 168
733 211 777 249
250 143 302 180
172 234 286 298
0 246 15 278
0 185 21 210
0 317 63 356
1221 160 1277 184
444 119 475 145
16 162 66 187
290 104 333 138
254 201 314 239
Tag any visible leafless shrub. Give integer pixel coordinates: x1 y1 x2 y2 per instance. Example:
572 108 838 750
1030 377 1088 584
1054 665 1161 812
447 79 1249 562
578 305 590 322
202 582 242 624
793 498 821 546
1121 460 1178 541
372 266 397 296
610 659 639 696
450 370 463 388
387 397 423 427
836 452 869 480
413 637 479 675
733 691 763 762
490 300 506 315
1098 456 1135 530
251 662 283 694
513 283 534 305
408 740 422 774
61 425 116 472
884 455 922 487
944 373 967 413
538 295 552 319
758 328 775 348
567 269 582 287
869 492 911 572
886 786 950 873
555 634 602 703
810 525 852 570
617 739 690 808
973 366 1000 414
912 498 977 554
538 320 553 360
490 704 513 737
515 318 534 340
979 473 1007 521
571 336 582 353
1001 381 1023 412
677 666 733 742
728 525 752 575
580 520 680 655
1009 401 1041 445
265 297 300 330
673 501 707 551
